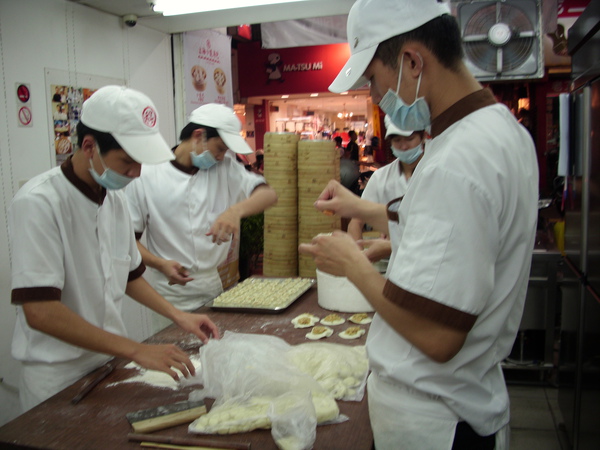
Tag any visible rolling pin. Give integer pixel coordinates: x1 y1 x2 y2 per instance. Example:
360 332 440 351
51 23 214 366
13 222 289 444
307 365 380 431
71 360 116 404
128 433 251 450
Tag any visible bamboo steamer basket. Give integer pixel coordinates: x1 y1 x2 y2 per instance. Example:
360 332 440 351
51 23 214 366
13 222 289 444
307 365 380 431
297 140 340 279
263 132 300 278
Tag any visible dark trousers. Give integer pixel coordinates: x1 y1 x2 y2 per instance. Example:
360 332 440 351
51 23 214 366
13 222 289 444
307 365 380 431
451 421 496 450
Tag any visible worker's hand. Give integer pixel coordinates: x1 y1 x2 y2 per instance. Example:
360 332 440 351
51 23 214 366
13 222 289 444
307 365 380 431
206 208 240 245
358 238 392 263
298 230 367 277
174 312 220 344
160 260 194 286
313 179 361 218
131 343 197 381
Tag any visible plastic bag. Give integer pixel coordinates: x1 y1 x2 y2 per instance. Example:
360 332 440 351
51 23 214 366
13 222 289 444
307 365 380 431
188 332 339 437
287 343 369 401
268 391 317 450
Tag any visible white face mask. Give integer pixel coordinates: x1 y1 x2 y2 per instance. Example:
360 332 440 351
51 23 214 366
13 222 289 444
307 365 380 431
191 150 218 170
190 132 218 170
88 145 135 190
392 143 423 164
379 54 431 131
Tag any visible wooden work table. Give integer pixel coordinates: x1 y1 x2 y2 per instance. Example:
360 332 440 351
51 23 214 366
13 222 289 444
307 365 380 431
0 285 374 449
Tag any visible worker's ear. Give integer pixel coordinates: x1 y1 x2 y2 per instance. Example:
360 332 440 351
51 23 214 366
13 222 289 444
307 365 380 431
80 135 97 158
401 47 425 78
191 128 205 141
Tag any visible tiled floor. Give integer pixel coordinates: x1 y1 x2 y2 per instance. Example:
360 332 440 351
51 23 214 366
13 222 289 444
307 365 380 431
508 384 570 450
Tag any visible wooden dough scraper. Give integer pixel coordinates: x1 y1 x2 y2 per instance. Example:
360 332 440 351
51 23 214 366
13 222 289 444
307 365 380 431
126 399 207 433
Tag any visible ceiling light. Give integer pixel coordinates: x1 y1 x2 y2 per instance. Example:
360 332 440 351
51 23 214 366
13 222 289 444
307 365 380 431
281 95 289 99
310 93 319 97
340 92 349 95
153 0 308 16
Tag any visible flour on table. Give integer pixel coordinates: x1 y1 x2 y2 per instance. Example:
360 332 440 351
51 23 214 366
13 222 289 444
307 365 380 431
108 355 202 390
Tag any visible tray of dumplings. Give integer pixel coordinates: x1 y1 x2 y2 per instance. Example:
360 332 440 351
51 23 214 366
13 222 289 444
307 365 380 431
209 277 315 313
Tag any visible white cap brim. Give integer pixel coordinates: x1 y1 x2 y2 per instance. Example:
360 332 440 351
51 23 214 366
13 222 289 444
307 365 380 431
113 132 174 164
220 131 253 155
328 45 376 93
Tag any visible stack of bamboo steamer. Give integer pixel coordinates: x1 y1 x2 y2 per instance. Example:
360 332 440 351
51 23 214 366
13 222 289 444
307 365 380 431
297 140 341 278
263 132 300 277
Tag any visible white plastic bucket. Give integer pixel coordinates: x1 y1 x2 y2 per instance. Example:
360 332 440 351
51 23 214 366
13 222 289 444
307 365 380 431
316 269 374 313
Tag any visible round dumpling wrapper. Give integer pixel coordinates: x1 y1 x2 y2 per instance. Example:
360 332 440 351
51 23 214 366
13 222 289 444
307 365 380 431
306 325 333 340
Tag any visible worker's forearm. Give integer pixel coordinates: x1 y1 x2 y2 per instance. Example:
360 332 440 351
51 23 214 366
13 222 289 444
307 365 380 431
23 301 143 360
136 240 165 271
229 185 278 218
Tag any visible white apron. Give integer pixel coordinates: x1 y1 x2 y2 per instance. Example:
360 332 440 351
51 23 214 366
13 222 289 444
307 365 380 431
19 352 109 412
367 372 510 449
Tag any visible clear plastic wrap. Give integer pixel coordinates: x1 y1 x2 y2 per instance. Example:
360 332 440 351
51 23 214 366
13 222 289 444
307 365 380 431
188 332 342 441
268 391 316 450
287 343 369 402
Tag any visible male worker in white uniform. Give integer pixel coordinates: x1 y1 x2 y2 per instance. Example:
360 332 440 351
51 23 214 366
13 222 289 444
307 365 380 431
125 103 277 332
299 1 539 449
347 115 425 263
9 86 220 413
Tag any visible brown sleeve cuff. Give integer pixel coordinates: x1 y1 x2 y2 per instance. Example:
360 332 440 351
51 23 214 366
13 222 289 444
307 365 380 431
128 262 146 282
134 231 143 240
11 287 62 304
383 280 477 332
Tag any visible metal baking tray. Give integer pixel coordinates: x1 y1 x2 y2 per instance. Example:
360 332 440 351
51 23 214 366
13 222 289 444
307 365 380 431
209 277 315 314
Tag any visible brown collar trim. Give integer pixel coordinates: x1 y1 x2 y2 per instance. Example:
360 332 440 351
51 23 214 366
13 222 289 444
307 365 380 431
430 88 497 139
386 197 403 223
171 159 198 175
383 280 477 332
61 156 106 205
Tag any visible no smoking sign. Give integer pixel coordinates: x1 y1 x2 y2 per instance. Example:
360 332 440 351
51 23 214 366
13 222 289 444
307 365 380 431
16 83 32 127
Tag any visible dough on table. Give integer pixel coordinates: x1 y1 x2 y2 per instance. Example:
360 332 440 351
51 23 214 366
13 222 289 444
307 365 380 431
306 325 333 340
348 313 372 325
291 313 320 328
320 313 345 326
339 326 366 340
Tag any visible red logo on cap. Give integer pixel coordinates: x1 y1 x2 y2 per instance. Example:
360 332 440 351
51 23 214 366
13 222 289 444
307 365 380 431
142 106 157 128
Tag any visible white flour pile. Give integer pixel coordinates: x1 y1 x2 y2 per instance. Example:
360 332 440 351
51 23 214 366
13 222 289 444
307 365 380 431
108 354 202 390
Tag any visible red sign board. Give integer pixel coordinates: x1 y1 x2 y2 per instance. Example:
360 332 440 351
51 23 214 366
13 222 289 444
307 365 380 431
558 0 590 17
17 84 30 103
237 42 352 98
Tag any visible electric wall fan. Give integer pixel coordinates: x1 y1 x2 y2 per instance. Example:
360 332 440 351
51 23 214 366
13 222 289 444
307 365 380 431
456 0 544 81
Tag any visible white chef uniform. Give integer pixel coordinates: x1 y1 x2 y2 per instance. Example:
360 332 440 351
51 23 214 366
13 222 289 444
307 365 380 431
361 158 409 205
125 151 267 319
9 158 144 411
366 89 538 449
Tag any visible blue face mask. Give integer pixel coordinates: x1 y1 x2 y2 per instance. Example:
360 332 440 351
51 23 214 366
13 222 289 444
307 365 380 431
379 54 431 131
191 150 218 170
89 146 135 190
392 143 423 164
